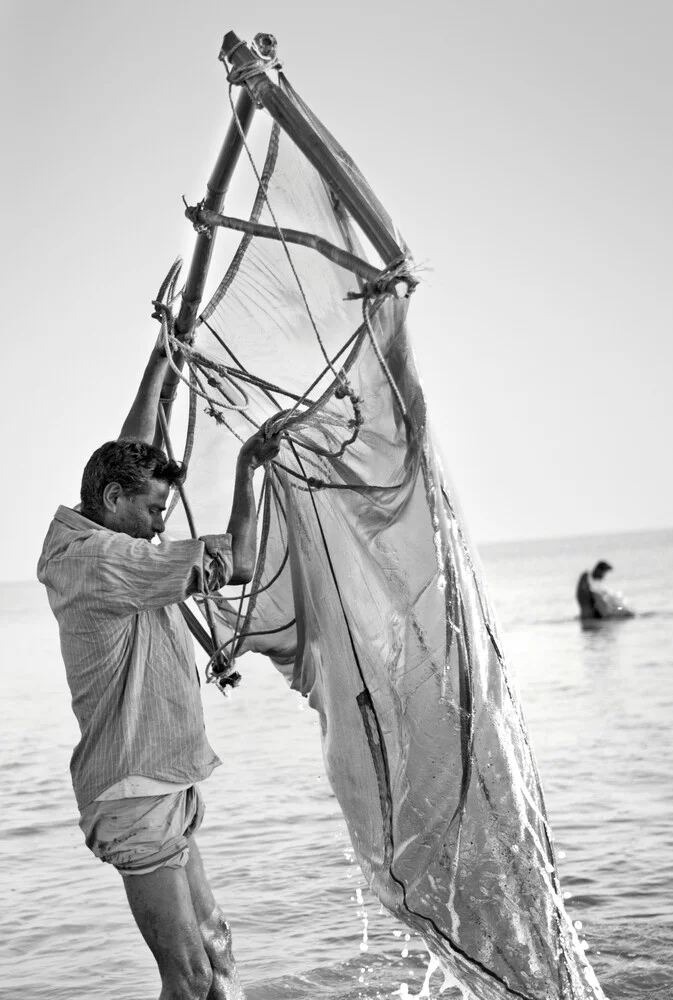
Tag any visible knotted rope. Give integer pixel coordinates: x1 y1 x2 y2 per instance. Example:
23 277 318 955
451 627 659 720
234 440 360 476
346 256 421 422
221 33 283 88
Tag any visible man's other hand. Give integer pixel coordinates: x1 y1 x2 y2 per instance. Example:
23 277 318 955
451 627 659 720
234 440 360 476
238 427 282 471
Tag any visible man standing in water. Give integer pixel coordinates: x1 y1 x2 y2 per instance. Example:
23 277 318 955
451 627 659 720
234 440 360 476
576 560 613 619
576 560 634 620
38 334 279 1000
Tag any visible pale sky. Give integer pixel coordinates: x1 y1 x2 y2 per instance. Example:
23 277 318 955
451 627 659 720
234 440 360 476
2 1 672 580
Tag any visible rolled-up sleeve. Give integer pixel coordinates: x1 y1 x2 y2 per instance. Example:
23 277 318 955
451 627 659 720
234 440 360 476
92 534 229 614
199 534 233 593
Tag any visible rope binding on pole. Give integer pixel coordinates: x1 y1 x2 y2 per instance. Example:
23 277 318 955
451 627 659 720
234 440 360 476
219 32 283 89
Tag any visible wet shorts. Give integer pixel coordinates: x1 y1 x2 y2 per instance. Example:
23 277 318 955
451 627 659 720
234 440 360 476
78 784 205 877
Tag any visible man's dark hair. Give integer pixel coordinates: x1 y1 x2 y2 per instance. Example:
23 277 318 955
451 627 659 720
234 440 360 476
80 439 186 519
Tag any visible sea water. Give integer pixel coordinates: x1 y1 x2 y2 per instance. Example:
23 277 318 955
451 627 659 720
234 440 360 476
1 529 672 999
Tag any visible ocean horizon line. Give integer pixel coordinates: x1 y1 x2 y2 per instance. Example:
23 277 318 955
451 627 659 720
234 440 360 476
477 523 673 551
3 523 672 586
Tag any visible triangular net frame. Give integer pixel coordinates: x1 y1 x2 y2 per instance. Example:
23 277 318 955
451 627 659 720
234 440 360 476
163 64 605 1000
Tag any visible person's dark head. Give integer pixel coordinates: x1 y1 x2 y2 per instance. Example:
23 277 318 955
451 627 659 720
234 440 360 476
591 560 613 580
80 439 186 540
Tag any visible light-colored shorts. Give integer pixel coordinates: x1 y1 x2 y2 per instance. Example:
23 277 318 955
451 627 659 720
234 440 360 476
79 784 205 877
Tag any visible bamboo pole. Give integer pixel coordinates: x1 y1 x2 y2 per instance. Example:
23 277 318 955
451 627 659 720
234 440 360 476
186 204 381 283
221 32 404 265
158 87 256 428
157 407 232 682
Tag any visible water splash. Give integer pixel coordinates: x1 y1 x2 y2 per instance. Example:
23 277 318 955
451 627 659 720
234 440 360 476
397 951 479 1000
355 886 369 953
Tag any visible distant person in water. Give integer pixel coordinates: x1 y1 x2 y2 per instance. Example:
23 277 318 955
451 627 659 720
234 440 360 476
576 560 634 619
37 330 280 1000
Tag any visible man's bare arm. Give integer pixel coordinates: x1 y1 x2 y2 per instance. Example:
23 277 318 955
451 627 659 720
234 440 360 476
226 430 281 585
119 341 170 443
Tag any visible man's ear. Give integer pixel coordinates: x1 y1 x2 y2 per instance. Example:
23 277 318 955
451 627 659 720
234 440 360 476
102 482 123 513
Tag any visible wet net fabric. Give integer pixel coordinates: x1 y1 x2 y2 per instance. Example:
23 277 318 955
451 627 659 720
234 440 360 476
168 76 605 1000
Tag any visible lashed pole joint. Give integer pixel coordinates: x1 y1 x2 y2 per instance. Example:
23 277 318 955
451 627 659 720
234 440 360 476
220 31 404 266
184 201 381 284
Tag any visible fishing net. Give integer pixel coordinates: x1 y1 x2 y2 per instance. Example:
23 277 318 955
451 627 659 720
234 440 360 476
164 66 606 1000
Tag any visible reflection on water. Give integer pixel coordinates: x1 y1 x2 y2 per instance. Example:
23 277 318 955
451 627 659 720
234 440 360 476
2 529 673 999
579 616 626 659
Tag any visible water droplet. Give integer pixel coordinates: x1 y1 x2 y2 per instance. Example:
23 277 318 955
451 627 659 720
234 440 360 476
574 920 583 930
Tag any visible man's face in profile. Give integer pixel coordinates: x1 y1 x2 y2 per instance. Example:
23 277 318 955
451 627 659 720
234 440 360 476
109 479 170 541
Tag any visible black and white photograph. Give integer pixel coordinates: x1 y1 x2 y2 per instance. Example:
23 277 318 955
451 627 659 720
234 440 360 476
1 4 671 999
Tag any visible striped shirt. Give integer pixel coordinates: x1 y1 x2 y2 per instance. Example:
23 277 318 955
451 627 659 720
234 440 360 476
37 506 232 809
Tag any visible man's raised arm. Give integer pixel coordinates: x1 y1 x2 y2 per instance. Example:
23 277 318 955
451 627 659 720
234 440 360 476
220 429 280 585
119 338 169 443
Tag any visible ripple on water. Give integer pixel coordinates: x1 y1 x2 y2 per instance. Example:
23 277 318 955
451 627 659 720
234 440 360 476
3 537 673 999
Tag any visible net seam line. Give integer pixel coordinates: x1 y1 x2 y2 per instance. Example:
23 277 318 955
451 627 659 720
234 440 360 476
288 442 536 1000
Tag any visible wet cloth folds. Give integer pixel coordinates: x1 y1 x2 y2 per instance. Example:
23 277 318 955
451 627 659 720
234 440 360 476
79 784 205 876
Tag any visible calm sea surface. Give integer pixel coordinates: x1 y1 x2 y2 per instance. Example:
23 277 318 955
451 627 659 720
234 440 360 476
1 529 672 999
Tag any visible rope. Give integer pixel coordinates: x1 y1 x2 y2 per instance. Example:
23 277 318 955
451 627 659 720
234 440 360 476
200 317 288 413
222 33 283 87
152 257 183 315
204 473 286 687
195 92 413 474
205 620 297 683
201 122 281 322
157 407 197 537
344 254 419 302
154 304 250 413
345 256 421 422
224 367 317 405
225 84 353 400
151 86 422 680
224 472 272 665
279 462 408 494
225 56 283 87
155 401 238 687
165 368 197 522
213 50 420 454
360 299 408 420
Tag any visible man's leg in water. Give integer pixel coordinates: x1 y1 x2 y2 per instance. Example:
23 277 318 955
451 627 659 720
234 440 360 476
123 861 214 1000
185 839 244 1000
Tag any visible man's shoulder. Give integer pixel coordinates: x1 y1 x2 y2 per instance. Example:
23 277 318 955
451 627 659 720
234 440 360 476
38 507 139 582
42 506 102 548
575 571 593 602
